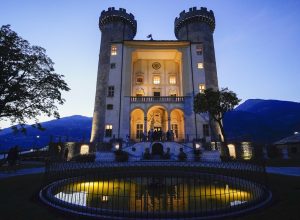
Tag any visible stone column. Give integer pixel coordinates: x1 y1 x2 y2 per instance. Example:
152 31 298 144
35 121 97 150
129 115 132 140
144 116 147 133
168 116 171 131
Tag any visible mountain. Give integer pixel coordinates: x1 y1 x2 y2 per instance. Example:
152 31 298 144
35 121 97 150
1 99 300 152
0 115 92 152
224 99 300 143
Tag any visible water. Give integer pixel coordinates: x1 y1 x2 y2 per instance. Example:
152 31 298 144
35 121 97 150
54 176 252 213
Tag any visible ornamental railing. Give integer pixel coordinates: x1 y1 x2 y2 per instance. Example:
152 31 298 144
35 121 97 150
130 96 185 103
41 161 271 220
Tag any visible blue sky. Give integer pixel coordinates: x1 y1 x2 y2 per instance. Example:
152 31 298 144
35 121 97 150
0 0 300 128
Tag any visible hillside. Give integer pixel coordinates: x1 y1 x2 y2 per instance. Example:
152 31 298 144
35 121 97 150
0 115 92 151
224 99 300 143
1 99 300 151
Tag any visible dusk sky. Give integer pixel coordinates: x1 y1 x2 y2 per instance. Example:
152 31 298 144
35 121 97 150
1 0 300 128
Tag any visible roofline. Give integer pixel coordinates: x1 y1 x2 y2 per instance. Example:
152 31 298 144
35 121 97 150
110 40 191 47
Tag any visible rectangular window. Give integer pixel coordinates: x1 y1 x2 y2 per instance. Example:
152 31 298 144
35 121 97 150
105 124 112 137
169 76 176 84
197 62 203 69
203 124 210 137
153 91 160 101
153 76 160 84
108 86 114 97
111 45 117 55
136 124 143 139
199 84 205 93
106 104 113 110
136 77 143 84
110 63 116 69
196 45 203 55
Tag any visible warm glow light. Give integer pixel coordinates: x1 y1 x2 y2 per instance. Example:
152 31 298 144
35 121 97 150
106 124 112 129
80 144 89 155
111 45 117 55
153 76 160 84
241 142 253 160
197 62 203 69
199 84 205 93
55 180 253 211
115 143 120 150
169 76 176 84
227 144 236 158
225 184 229 193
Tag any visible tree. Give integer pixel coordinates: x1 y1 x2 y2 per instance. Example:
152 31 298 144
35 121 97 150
194 88 241 156
0 25 70 131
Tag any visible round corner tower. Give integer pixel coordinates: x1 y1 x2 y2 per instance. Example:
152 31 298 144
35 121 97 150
91 7 137 143
174 7 221 142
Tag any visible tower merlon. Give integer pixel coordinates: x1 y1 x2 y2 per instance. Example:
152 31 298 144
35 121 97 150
174 6 215 38
99 7 137 37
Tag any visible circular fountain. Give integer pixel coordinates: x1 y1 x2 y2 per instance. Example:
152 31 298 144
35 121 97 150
40 162 271 219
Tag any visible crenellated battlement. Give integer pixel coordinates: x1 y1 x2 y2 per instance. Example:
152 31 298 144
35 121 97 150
174 7 215 38
99 7 137 37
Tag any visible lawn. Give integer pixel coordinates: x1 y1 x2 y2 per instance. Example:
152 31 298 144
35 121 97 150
0 173 299 220
0 162 45 172
265 158 300 167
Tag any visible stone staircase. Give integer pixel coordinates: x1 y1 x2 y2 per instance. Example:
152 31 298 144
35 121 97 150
201 151 221 162
95 151 115 162
96 142 221 162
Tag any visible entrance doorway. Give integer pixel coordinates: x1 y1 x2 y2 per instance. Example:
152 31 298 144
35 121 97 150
152 143 164 156
154 127 162 132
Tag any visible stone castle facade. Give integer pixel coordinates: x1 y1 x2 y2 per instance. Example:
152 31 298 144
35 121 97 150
90 7 221 144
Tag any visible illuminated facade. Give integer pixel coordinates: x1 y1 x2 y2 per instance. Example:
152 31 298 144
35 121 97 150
91 7 221 143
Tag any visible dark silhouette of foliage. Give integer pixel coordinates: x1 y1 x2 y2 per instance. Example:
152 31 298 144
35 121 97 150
194 88 240 156
0 25 70 131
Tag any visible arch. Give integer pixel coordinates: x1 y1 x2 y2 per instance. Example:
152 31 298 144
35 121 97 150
151 143 164 156
169 106 184 113
147 105 168 133
170 108 185 141
147 104 168 113
130 108 145 141
130 107 146 115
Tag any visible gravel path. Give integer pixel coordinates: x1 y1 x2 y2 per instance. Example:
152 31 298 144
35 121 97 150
0 167 45 179
266 167 300 177
0 166 299 179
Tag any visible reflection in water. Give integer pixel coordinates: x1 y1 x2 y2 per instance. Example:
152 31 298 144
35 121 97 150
54 176 252 213
55 191 87 206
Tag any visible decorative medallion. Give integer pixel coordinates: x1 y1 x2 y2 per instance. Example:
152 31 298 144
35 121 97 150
152 62 161 70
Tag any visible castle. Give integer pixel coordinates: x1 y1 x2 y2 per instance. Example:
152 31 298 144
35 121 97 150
90 6 221 145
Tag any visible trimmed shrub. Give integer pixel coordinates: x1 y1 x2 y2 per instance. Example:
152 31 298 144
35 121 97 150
114 150 129 162
143 148 151 160
194 149 201 161
162 147 171 159
71 154 96 163
178 147 187 161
